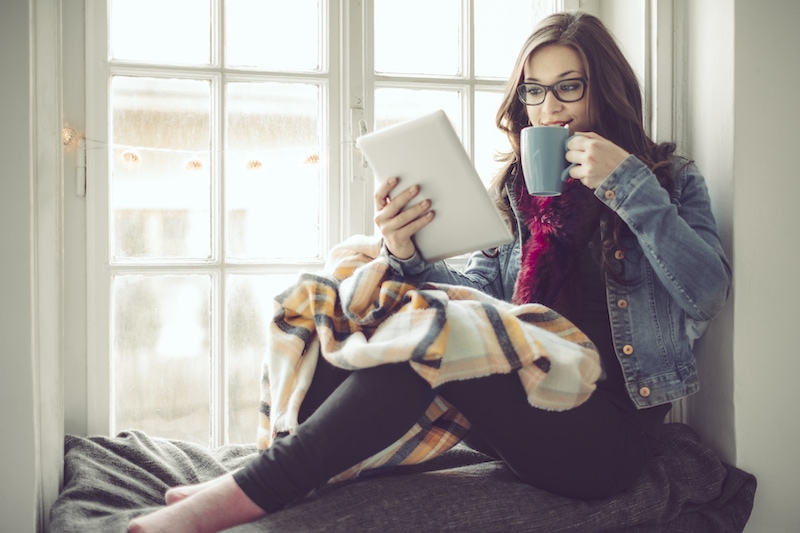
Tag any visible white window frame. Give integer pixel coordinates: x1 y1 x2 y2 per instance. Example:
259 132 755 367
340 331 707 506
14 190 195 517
84 0 345 442
71 0 678 443
85 0 111 437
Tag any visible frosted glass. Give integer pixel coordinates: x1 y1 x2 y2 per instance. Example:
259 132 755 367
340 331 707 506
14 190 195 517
374 0 461 76
475 90 510 185
112 274 211 444
225 0 321 71
109 0 211 65
225 81 322 261
225 273 308 443
374 87 462 133
111 76 212 260
474 0 553 79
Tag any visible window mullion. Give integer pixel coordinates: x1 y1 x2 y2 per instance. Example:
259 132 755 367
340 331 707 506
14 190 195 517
649 0 674 143
325 0 341 250
213 5 225 445
465 0 475 161
86 0 112 438
341 0 371 239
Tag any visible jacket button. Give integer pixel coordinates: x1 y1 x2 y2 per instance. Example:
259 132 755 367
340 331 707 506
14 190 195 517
614 250 625 260
604 189 616 200
623 344 634 355
617 299 628 309
639 387 651 398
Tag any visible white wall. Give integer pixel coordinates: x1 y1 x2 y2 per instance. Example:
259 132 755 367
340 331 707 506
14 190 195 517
683 0 800 530
596 0 646 87
0 0 39 531
732 1 800 530
682 0 737 462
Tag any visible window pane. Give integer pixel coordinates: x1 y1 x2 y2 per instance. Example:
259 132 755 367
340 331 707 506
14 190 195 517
111 76 212 260
374 0 461 76
475 90 510 185
112 274 211 444
225 0 322 71
474 0 551 79
374 87 462 133
225 273 309 444
226 81 322 261
109 0 211 65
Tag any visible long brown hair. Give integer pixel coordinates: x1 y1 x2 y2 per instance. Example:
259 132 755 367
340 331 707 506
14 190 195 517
490 12 675 260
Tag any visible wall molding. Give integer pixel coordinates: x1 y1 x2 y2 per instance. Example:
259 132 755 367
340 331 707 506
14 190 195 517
31 0 65 530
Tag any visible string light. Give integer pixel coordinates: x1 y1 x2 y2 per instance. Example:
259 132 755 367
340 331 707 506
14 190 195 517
121 149 141 163
79 139 350 170
185 159 204 171
62 126 79 146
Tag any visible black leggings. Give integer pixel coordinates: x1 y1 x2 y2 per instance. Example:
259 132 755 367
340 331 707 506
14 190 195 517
233 359 655 512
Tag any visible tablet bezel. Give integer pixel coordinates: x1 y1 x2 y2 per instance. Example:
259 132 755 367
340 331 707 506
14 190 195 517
356 110 513 262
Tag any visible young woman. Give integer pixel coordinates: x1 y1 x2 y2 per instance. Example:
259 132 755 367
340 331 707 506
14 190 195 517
129 11 731 533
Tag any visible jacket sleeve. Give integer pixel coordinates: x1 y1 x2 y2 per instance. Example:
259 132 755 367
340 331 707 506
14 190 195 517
381 244 507 301
596 155 732 321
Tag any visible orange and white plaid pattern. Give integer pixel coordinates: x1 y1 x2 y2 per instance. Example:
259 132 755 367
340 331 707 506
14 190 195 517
258 235 601 482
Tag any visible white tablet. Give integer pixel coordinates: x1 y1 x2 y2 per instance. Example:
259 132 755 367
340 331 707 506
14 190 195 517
356 110 513 262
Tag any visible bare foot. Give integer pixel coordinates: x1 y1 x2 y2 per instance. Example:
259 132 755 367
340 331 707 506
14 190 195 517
165 478 220 505
128 474 266 533
165 468 242 505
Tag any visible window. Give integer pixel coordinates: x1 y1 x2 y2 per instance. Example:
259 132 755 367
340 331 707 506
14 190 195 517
85 0 562 446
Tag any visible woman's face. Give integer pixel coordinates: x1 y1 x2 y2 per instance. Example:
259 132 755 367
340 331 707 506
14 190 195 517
521 44 592 134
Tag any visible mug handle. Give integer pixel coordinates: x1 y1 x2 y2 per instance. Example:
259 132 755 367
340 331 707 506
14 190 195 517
561 164 576 183
562 133 579 182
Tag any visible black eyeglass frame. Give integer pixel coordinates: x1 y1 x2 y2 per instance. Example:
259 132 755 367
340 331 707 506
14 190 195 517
515 77 588 106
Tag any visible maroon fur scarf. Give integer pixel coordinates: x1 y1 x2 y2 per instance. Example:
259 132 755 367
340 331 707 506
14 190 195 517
511 174 604 317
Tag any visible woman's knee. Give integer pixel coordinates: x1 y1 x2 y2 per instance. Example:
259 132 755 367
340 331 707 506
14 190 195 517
505 435 650 500
510 461 635 500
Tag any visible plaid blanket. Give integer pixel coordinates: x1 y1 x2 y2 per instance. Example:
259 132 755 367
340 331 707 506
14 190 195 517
258 235 601 481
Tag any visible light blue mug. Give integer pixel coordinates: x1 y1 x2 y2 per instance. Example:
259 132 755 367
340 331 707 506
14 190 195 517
520 125 574 196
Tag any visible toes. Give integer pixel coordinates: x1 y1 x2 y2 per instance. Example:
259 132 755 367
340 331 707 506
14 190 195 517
165 488 188 505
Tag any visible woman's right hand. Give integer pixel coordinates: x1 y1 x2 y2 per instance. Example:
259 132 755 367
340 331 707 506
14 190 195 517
374 177 435 260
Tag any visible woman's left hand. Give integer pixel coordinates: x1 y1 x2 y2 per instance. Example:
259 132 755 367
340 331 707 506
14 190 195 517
565 132 630 190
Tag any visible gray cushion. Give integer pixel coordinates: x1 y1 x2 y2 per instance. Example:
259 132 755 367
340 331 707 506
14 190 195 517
50 423 755 532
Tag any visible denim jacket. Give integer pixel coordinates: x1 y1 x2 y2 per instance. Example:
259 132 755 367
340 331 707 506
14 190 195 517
383 155 732 409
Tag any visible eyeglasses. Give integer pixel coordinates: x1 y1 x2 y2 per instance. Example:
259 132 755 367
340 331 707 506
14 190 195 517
516 78 588 106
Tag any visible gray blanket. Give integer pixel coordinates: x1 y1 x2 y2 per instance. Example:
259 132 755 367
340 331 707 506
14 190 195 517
49 423 755 532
